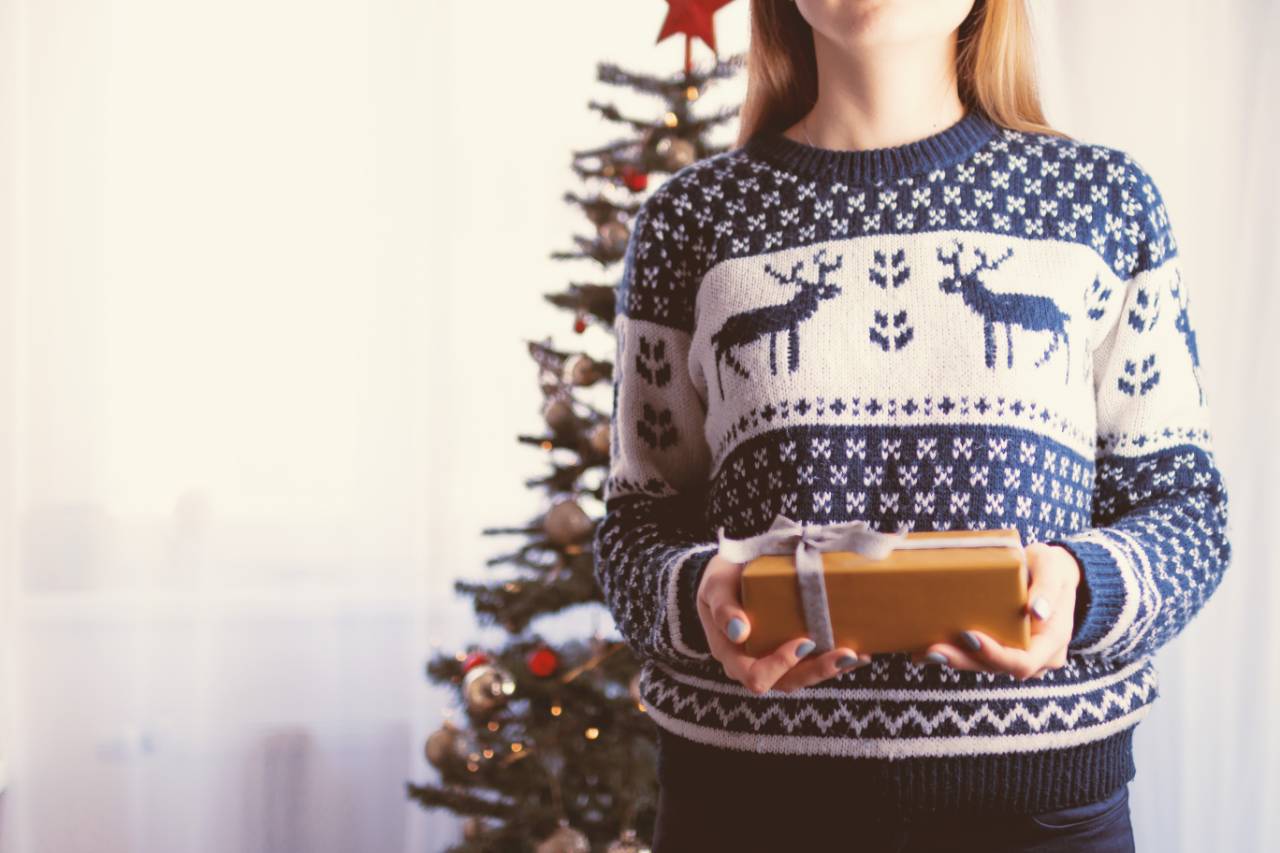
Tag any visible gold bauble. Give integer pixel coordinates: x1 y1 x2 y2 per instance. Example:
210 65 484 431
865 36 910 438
544 497 594 546
589 421 611 456
562 353 603 386
462 816 485 840
543 397 578 432
536 822 590 853
606 828 652 853
424 722 468 770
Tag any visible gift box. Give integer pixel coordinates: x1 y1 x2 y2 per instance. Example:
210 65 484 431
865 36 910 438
724 515 1030 658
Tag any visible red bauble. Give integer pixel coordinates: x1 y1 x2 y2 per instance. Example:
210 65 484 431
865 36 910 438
461 650 492 675
573 312 587 334
620 164 648 192
527 646 559 678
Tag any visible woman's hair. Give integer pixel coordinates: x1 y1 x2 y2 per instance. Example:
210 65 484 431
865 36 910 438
736 0 1072 146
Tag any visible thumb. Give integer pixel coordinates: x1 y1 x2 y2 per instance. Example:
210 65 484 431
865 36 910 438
1025 544 1064 623
701 555 751 644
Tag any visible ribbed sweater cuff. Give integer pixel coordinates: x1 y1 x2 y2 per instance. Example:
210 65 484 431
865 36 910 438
674 548 716 656
1045 536 1128 650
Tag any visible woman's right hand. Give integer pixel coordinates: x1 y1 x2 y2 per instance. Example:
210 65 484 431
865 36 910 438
695 552 872 695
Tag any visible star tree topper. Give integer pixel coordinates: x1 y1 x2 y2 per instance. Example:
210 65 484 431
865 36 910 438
657 0 736 72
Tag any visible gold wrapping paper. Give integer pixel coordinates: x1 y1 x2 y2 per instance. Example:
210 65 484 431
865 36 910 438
738 527 1030 657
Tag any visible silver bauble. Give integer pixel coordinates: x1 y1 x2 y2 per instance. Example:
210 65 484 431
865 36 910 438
462 662 516 715
656 136 696 171
597 218 630 255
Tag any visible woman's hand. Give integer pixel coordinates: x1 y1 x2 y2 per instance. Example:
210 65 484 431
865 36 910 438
695 552 872 695
912 542 1083 680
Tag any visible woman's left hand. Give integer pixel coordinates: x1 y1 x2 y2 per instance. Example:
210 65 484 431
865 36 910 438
912 542 1083 680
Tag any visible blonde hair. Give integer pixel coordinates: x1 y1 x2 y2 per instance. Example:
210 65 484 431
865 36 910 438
736 0 1072 146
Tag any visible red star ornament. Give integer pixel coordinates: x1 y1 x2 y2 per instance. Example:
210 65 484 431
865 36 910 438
657 0 735 56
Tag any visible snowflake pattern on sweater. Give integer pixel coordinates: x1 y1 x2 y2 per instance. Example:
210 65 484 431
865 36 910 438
591 108 1231 815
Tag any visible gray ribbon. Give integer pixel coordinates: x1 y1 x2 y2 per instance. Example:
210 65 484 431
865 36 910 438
717 513 1023 654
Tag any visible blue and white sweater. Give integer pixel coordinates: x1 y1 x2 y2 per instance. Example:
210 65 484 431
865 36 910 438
592 108 1232 816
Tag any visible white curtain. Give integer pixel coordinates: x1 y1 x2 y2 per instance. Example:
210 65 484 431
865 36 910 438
0 0 463 850
0 1 1275 852
1034 2 1279 850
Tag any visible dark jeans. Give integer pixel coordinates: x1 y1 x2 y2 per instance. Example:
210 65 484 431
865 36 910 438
652 742 1135 853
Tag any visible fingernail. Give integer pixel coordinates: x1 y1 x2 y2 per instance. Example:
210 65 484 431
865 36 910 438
836 653 859 669
959 631 982 652
1031 596 1053 620
924 651 949 666
795 640 816 658
725 617 747 642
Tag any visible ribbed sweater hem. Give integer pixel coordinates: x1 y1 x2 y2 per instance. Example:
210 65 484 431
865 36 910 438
653 717 1139 821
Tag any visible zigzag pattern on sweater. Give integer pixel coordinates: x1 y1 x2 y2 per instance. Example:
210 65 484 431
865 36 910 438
639 655 1157 745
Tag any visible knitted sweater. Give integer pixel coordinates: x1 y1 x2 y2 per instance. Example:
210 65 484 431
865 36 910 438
591 108 1232 817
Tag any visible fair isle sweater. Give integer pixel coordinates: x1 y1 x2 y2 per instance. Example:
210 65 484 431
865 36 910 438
591 108 1232 817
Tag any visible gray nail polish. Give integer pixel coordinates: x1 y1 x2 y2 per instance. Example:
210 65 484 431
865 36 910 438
1031 596 1053 620
726 617 747 642
795 640 816 658
924 651 949 666
960 631 982 652
836 653 859 668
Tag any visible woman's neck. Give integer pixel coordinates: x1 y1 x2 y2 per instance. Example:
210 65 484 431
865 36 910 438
788 29 966 153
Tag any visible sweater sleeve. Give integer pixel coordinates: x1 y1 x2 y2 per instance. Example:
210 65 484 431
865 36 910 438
1047 157 1232 664
591 189 719 669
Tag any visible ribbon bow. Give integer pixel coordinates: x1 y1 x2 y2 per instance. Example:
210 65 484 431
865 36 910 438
717 513 1021 654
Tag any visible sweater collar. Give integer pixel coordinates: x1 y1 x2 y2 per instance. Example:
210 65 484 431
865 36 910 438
744 108 1002 184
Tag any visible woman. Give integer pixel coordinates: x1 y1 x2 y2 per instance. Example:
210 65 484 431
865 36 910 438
592 1 1231 850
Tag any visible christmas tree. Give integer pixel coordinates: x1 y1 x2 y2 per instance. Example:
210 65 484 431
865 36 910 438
407 4 743 850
